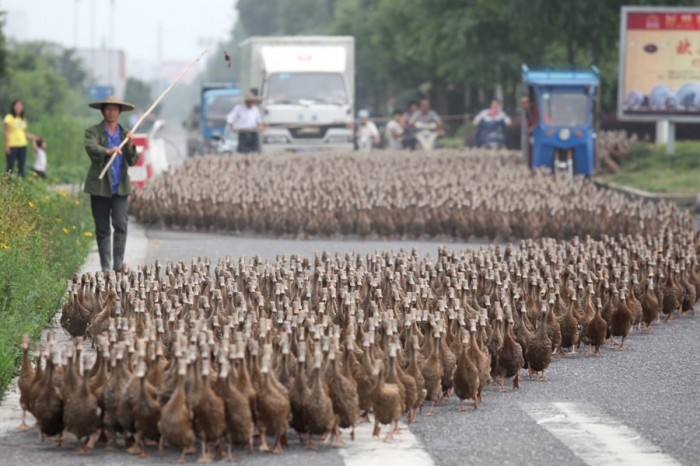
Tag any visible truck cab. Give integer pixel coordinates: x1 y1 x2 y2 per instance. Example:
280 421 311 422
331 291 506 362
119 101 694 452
240 36 355 152
522 66 600 176
196 83 241 155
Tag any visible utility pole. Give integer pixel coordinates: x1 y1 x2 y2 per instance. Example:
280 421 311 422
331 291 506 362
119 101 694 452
108 0 115 95
73 0 80 48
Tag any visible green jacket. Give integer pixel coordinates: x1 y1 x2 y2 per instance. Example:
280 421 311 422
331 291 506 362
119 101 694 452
83 122 138 197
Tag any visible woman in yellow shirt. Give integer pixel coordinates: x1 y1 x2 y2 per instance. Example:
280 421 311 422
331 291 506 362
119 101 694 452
4 99 37 177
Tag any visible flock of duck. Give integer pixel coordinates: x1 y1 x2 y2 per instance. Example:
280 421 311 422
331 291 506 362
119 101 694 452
130 149 670 241
15 148 699 462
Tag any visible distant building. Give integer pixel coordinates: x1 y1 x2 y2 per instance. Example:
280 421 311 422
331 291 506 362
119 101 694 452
76 48 127 98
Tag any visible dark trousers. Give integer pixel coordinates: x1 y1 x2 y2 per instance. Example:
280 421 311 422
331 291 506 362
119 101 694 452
90 195 129 272
238 131 259 153
5 146 27 177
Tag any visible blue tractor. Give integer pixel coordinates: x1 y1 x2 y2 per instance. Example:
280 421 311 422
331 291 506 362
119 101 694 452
521 66 600 177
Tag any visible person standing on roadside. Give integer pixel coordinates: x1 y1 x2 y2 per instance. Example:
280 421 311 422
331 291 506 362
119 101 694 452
385 110 405 150
227 92 265 153
83 96 138 272
402 100 418 150
4 99 37 177
31 137 48 179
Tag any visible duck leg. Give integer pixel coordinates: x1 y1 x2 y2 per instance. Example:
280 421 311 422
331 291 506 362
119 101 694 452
197 439 213 463
372 418 381 437
175 448 188 464
271 434 284 453
513 373 520 390
17 411 29 431
617 336 626 351
225 442 235 462
259 430 271 452
332 427 345 447
126 433 145 456
382 422 398 442
424 401 436 416
75 437 89 455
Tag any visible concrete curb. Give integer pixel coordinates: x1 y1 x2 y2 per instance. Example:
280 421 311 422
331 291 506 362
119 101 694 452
0 216 149 435
594 179 697 207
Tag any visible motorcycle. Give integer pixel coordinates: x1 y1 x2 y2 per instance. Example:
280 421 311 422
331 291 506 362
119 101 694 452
414 121 439 150
475 118 506 149
356 135 374 152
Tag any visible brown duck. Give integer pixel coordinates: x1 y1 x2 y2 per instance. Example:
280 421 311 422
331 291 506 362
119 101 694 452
495 319 525 390
525 305 552 381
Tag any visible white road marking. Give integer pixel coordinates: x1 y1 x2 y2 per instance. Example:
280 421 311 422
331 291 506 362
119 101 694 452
338 419 435 466
522 402 680 466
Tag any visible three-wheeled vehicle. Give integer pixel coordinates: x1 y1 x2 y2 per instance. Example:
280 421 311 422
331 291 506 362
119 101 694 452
521 66 600 177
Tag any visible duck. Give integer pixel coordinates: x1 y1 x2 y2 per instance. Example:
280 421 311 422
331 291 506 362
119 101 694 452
469 318 492 402
63 355 101 453
255 347 291 453
327 348 360 444
33 347 64 443
305 350 335 447
404 335 426 422
495 318 524 390
640 274 660 330
219 358 254 461
131 359 161 457
420 331 443 416
557 294 580 355
586 297 608 356
661 264 683 321
158 358 196 462
370 353 402 442
453 336 479 410
192 356 226 463
288 342 312 445
18 334 35 431
353 337 376 420
525 305 552 381
610 288 633 350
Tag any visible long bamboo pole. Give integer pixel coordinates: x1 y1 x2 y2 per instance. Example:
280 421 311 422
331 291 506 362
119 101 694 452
99 49 208 180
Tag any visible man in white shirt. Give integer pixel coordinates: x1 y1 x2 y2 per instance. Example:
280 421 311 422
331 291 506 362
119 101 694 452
384 110 404 150
226 93 265 153
355 109 380 151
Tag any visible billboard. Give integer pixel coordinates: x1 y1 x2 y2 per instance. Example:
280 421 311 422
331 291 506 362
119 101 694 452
618 6 700 121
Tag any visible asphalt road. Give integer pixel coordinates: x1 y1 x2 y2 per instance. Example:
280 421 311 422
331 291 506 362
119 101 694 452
1 126 697 466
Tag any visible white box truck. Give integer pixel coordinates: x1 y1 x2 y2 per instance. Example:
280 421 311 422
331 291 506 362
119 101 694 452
239 36 355 152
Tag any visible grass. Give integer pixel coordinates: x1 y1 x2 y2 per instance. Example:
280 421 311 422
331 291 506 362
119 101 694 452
602 141 700 195
0 175 93 399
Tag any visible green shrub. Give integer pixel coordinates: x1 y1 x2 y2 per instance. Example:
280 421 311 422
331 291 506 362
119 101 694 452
604 141 700 194
0 176 92 398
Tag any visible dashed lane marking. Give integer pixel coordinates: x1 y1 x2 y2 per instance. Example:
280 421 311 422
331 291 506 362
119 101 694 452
522 402 680 466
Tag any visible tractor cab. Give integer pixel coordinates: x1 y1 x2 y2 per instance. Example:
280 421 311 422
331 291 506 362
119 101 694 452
521 66 600 177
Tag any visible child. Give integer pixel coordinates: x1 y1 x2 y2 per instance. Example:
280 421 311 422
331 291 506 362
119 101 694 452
31 137 47 179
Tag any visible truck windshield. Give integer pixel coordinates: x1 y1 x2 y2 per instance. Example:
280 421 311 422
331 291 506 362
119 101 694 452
265 72 347 105
540 91 588 126
204 94 240 125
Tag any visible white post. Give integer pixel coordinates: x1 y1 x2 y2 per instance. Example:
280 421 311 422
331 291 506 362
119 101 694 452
656 120 669 145
666 121 675 156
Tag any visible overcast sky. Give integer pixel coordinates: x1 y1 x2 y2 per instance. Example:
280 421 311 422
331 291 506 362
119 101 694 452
1 0 237 78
